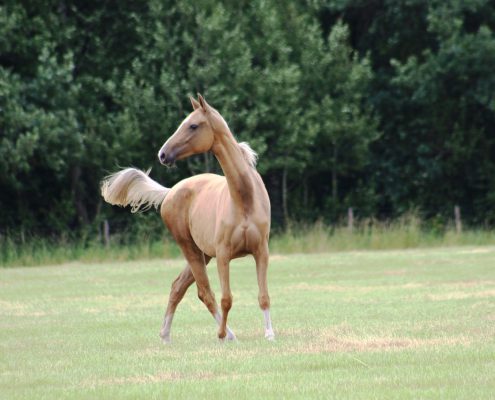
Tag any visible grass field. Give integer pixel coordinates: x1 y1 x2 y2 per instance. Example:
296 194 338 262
1 247 495 399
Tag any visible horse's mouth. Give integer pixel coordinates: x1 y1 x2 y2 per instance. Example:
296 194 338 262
158 151 177 167
161 157 177 168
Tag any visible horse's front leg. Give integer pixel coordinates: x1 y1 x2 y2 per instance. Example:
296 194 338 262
216 250 236 341
160 256 211 343
254 242 275 340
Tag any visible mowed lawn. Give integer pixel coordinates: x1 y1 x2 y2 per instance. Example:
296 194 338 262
1 247 495 399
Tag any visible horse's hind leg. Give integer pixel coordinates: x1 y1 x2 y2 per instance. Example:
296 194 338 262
160 256 211 343
254 243 275 340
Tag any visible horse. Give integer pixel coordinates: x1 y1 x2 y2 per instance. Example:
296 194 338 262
101 94 274 342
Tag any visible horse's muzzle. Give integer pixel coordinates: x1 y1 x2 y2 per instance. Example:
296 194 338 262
158 150 175 167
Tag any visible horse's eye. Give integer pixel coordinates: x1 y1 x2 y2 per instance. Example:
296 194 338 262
190 124 198 130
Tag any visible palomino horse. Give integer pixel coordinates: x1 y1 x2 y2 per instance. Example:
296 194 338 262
101 94 274 342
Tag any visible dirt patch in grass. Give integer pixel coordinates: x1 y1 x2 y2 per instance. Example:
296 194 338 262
287 282 357 292
279 326 470 355
458 247 495 254
270 255 288 261
68 294 165 314
442 280 495 288
84 369 254 387
87 372 178 386
0 300 47 317
297 333 470 354
0 300 28 313
427 289 495 301
383 269 408 276
288 282 425 293
290 279 495 295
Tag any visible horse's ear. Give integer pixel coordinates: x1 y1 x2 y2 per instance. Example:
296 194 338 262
197 93 210 112
190 95 201 110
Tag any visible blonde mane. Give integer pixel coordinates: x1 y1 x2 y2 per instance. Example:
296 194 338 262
238 142 258 168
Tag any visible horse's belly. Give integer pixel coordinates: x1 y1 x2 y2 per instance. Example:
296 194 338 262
189 200 218 258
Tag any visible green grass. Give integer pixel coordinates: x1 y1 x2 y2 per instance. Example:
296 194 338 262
1 247 494 399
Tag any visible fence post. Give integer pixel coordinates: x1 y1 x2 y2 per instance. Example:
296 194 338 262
454 205 462 234
348 207 354 233
103 219 110 247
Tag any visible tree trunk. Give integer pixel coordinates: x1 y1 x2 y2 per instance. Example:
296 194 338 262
455 205 462 234
204 152 212 172
303 176 308 209
331 145 338 205
282 167 289 226
103 219 110 247
266 172 284 228
71 165 89 226
348 207 354 233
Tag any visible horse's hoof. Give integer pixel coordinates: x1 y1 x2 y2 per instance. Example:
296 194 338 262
218 330 237 342
160 334 172 344
265 329 275 341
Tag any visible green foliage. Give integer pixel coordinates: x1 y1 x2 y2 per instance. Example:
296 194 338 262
361 0 495 222
388 1 495 223
1 0 494 243
301 21 380 218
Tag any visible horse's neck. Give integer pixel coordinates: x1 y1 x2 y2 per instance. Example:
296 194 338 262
212 130 255 211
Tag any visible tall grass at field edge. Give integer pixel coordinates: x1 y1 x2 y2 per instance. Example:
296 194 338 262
1 217 495 267
0 236 182 268
270 218 495 254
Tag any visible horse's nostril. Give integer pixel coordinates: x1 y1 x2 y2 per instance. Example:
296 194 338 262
159 152 166 163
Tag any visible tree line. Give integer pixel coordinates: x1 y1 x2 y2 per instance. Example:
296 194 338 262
1 0 494 242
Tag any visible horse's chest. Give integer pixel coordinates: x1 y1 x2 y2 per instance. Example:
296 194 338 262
227 221 263 257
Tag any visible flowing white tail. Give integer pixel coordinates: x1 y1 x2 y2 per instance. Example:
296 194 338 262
101 168 170 213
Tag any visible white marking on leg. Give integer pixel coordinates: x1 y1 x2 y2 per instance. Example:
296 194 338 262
225 326 237 341
213 312 237 341
263 309 275 340
160 314 174 343
214 311 222 324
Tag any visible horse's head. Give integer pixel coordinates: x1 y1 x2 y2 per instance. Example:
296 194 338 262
158 94 223 167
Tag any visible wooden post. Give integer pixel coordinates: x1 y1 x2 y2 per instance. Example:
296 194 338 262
103 219 110 247
348 207 354 233
454 205 462 234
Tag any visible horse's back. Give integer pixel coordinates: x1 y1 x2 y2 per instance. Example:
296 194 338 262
161 173 227 217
